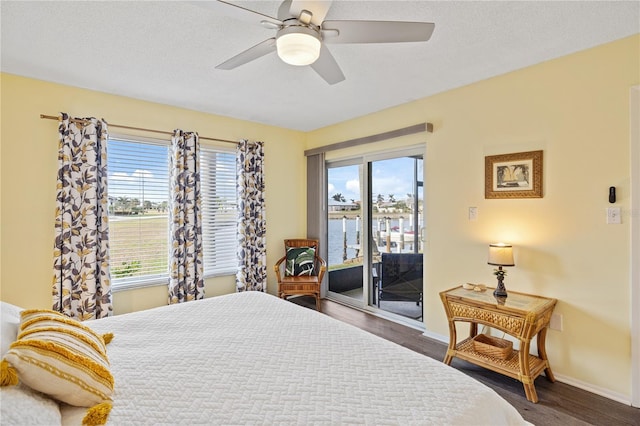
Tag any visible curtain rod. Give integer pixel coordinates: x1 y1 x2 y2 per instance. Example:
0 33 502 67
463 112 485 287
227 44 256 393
40 114 238 145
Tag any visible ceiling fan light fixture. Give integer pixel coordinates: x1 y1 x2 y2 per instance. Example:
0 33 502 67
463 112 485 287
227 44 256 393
276 26 321 66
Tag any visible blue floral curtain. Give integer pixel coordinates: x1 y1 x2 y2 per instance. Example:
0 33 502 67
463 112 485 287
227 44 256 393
236 140 266 292
168 130 204 303
52 113 112 320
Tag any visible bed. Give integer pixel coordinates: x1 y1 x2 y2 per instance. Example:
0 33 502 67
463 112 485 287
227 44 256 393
1 291 528 425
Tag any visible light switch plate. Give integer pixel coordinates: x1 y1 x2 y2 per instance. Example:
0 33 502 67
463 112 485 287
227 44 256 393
607 207 621 224
468 207 478 221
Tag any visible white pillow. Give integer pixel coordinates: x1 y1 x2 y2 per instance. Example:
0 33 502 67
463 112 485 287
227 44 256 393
1 301 23 357
0 383 62 425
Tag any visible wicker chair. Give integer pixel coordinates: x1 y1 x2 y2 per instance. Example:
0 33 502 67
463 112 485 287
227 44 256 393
274 239 326 312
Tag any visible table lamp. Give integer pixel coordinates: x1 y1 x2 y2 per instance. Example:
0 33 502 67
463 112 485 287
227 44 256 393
488 243 515 298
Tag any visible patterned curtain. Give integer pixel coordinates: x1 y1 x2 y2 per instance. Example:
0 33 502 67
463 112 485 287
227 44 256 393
168 130 204 304
52 113 112 320
236 140 267 292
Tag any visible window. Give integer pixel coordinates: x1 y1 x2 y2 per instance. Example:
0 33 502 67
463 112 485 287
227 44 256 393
107 136 237 290
200 146 238 275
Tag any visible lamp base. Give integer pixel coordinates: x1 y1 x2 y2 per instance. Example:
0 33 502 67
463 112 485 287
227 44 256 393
493 277 508 298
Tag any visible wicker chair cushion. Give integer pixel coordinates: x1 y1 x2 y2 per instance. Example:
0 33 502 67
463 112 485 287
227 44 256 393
285 247 316 276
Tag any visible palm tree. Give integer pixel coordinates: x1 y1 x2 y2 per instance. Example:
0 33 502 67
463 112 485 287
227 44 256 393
332 193 346 202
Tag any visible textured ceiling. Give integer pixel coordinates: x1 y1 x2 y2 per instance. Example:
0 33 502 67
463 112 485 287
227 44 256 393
1 1 639 131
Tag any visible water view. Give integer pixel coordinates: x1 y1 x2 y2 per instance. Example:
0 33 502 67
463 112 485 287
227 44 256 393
327 216 420 266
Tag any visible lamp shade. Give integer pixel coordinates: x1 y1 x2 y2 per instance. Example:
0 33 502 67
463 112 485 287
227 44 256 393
488 243 515 266
276 27 321 66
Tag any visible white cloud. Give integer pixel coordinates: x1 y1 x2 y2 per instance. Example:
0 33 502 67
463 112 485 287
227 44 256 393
110 169 155 182
345 179 360 193
132 169 154 179
108 170 167 202
110 172 135 182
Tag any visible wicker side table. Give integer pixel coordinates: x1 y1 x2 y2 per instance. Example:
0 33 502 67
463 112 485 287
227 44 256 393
440 285 557 403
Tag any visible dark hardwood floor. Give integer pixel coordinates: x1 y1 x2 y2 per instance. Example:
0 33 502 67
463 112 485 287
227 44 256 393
291 296 640 426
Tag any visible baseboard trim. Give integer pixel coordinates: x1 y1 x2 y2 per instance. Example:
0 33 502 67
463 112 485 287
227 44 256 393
423 329 633 406
422 329 448 343
553 374 632 406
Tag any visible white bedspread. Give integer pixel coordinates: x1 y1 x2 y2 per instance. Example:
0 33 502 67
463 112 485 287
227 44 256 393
62 292 527 425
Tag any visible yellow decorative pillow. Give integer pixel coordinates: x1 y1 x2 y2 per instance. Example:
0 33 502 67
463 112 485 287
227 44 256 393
0 309 114 425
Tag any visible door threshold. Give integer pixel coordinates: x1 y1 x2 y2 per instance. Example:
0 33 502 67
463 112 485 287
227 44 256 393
326 295 425 332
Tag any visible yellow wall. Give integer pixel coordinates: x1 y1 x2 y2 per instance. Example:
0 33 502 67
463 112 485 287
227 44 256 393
308 35 640 400
0 73 307 314
1 34 638 401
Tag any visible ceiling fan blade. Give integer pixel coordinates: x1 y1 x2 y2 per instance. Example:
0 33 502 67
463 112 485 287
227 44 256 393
322 20 435 44
192 1 282 27
216 38 277 70
289 0 333 26
310 44 345 85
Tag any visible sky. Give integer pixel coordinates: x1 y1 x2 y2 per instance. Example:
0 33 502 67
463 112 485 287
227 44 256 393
108 138 422 206
107 138 237 205
108 139 169 203
328 156 423 203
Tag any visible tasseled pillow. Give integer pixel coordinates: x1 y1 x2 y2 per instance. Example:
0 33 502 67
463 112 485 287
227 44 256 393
1 310 114 425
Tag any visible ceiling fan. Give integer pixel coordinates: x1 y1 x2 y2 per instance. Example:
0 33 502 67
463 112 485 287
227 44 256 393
200 0 435 85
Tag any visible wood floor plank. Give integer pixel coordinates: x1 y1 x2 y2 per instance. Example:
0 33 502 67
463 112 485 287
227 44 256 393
290 296 640 426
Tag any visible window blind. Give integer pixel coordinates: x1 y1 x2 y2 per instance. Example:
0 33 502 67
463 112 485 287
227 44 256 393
200 146 238 276
108 139 169 284
107 137 238 288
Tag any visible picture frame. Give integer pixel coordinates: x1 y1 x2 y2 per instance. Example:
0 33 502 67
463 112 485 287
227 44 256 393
485 150 543 199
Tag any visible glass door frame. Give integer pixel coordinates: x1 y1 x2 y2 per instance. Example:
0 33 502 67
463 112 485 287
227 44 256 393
325 145 426 324
325 157 369 307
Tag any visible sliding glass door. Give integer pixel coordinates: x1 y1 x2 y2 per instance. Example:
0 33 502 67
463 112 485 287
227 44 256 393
327 162 364 302
370 155 424 320
326 147 424 322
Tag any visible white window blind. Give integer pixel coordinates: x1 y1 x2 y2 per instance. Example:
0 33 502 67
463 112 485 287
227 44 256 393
108 138 169 285
107 137 238 289
200 146 238 276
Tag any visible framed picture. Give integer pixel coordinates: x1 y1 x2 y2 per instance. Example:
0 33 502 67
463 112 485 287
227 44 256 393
485 150 543 199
